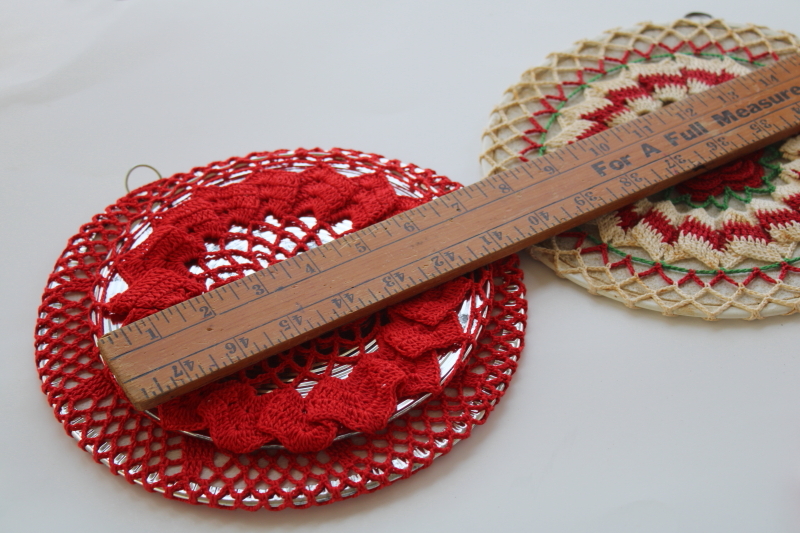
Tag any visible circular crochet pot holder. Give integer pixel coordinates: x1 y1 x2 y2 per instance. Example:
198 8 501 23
35 148 526 509
482 17 800 319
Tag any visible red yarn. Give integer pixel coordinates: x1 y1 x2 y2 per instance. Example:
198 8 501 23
721 220 772 244
683 67 736 88
755 207 800 231
640 209 679 244
35 148 527 509
614 205 641 231
678 217 724 250
604 85 652 107
674 150 765 202
636 72 686 96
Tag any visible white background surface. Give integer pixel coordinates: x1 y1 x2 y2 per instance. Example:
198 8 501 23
2 1 800 531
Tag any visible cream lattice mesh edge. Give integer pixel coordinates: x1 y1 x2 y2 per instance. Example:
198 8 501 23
480 18 800 320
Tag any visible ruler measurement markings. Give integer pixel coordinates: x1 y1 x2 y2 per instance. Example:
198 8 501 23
665 104 680 118
736 77 751 94
303 253 322 275
738 132 749 146
693 150 707 163
279 262 292 279
519 165 537 182
513 165 526 179
177 358 196 378
366 288 379 305
418 266 431 281
565 146 580 160
439 250 457 269
496 175 514 192
529 159 546 172
106 309 216 353
261 332 273 347
146 317 161 338
227 284 240 300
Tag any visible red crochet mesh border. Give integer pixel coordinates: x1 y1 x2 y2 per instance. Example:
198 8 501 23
34 148 527 510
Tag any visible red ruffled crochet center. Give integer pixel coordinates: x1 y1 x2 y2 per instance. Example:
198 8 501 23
35 148 527 509
91 148 489 453
673 151 766 203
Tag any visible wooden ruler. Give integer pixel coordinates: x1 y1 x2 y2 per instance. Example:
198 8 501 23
99 55 800 411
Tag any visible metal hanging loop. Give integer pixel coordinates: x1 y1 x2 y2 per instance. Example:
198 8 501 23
125 164 163 193
684 12 713 19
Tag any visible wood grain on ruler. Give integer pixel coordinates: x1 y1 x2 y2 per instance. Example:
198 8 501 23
99 54 800 410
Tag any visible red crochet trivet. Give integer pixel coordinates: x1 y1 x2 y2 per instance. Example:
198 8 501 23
35 148 527 509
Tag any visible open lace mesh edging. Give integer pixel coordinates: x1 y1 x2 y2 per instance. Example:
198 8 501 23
480 18 800 319
35 147 527 509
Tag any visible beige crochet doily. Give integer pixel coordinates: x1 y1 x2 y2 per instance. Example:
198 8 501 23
481 17 800 319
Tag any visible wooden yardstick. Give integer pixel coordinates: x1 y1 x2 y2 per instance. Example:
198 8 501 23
99 55 800 411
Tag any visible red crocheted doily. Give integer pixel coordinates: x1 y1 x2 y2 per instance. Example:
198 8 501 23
35 148 527 509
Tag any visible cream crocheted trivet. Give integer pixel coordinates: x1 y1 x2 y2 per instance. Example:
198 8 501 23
481 18 800 319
